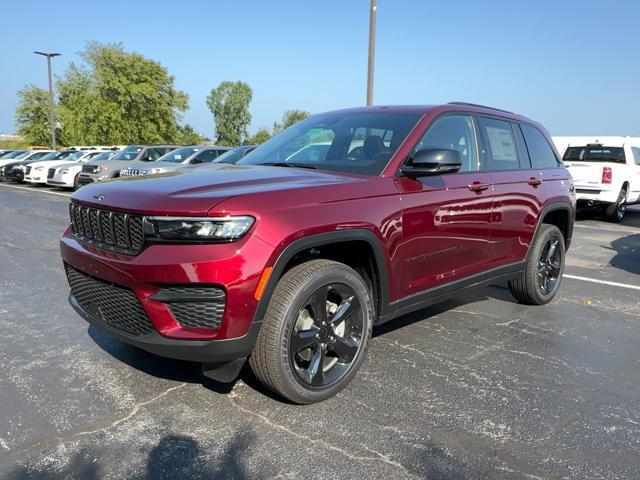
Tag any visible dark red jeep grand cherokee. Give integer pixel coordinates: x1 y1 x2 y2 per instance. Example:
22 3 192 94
61 104 575 403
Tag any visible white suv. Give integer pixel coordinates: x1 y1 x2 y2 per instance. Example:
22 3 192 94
559 140 640 222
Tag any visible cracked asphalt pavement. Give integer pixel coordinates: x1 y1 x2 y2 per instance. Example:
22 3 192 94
1 184 639 479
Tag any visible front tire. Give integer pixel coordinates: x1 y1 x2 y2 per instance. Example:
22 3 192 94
249 260 373 404
509 224 565 305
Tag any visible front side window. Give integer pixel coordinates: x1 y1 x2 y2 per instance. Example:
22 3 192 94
239 112 422 175
479 118 519 171
160 147 198 163
521 124 559 168
192 149 219 163
413 115 479 172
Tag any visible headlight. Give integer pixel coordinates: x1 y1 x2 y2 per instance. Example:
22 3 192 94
99 165 109 172
147 216 254 242
61 169 69 174
34 166 43 171
19 165 26 171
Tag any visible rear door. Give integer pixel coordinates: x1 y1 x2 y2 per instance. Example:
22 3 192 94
397 113 493 297
477 117 542 267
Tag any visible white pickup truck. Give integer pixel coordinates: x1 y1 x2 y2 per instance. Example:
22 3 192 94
555 139 640 222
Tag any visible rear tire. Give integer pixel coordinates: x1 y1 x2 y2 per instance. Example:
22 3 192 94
509 224 565 305
249 260 373 404
605 188 626 223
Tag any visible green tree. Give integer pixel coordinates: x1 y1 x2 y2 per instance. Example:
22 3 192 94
273 109 309 134
246 128 271 145
15 85 52 146
177 124 206 145
206 81 252 146
57 42 189 145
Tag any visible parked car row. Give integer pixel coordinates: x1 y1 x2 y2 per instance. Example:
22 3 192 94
0 144 257 190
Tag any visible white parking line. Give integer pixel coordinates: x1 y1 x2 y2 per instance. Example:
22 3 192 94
0 182 71 197
574 224 638 235
564 274 640 291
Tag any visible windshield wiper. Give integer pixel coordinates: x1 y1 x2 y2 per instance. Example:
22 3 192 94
262 162 317 169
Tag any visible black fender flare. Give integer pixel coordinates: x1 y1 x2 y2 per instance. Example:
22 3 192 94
250 229 390 326
529 201 574 256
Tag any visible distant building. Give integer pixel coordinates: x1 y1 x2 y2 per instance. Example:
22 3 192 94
0 133 22 141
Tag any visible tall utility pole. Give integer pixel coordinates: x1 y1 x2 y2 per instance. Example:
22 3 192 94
34 51 61 149
366 0 377 106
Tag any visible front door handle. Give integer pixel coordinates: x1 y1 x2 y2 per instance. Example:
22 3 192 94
527 177 542 187
468 181 490 193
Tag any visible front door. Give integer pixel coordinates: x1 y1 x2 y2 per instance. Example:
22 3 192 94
396 114 493 298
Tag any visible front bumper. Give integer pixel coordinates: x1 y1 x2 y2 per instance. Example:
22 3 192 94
1 170 24 182
25 171 48 184
47 171 76 188
60 228 274 363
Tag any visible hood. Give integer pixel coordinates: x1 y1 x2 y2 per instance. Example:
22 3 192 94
121 161 174 171
53 161 83 170
71 163 365 215
27 159 81 169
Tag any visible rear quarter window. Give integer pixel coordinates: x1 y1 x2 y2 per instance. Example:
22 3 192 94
631 147 640 165
520 124 559 169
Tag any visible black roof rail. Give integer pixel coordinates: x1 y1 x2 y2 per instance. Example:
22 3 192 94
448 102 514 115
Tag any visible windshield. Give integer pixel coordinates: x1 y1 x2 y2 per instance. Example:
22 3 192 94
90 151 115 161
1 151 27 159
65 151 86 161
238 112 421 175
111 146 142 161
12 151 33 160
159 147 198 163
564 145 626 164
38 151 62 161
214 146 253 164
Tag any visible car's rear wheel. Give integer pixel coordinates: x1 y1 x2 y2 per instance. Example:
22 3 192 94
509 224 565 305
249 259 373 404
605 188 627 223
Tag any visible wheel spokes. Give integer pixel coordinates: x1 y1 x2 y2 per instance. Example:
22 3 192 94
330 336 359 363
329 295 360 326
309 286 328 326
308 343 326 386
291 328 319 355
546 240 558 261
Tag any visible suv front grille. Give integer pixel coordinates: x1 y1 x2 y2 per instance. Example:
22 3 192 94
155 286 226 330
66 266 155 337
82 165 99 174
69 203 145 255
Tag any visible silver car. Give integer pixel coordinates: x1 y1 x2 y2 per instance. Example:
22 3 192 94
77 145 179 185
120 146 230 177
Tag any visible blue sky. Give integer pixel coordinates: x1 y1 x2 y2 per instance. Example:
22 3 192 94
1 0 639 137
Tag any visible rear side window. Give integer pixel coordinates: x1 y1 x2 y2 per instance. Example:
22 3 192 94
414 115 479 172
630 147 640 165
521 124 559 168
563 145 626 164
478 117 518 171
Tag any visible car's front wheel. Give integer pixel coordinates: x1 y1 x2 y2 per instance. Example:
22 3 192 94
250 259 373 404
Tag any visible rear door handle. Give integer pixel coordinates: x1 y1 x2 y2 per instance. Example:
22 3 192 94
468 182 490 193
527 177 542 187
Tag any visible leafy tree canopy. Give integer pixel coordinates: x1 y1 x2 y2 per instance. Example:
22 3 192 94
206 81 252 146
57 42 189 145
15 85 52 146
246 128 271 145
273 109 309 134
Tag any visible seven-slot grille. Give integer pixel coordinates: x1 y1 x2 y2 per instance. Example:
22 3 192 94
120 169 142 177
47 168 56 179
66 266 155 336
69 203 145 255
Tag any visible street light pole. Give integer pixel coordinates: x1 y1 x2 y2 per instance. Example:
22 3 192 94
366 0 377 106
34 51 61 149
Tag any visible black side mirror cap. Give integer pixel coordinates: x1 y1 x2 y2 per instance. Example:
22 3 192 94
401 148 462 177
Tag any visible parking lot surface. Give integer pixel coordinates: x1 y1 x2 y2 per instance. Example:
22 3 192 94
0 183 639 479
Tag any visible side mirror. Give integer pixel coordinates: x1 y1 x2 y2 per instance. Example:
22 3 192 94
401 148 462 177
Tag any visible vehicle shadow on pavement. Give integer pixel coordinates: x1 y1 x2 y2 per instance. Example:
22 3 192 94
608 233 640 276
4 431 260 479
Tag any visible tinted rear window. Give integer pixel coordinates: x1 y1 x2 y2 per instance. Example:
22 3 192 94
563 146 625 164
521 124 559 169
